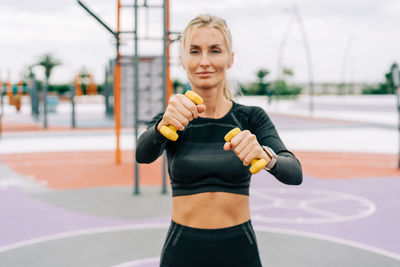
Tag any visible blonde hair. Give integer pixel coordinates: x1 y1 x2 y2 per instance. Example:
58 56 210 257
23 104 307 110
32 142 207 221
180 14 233 100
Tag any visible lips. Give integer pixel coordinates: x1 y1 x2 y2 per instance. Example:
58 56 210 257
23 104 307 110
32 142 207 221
196 71 214 75
196 71 215 79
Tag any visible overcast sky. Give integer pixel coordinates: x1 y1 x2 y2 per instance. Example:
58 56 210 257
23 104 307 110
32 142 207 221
1 0 400 85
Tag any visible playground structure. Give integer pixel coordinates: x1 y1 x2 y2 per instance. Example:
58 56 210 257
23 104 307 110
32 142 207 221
1 1 173 194
6 81 24 112
0 73 37 138
1 77 29 112
78 0 173 195
74 71 98 96
0 69 103 136
2 4 400 266
1 74 39 118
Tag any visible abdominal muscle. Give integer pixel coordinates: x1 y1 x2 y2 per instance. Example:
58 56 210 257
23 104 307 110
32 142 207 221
172 191 250 229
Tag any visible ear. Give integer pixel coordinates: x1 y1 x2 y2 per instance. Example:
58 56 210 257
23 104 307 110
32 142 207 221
227 52 234 69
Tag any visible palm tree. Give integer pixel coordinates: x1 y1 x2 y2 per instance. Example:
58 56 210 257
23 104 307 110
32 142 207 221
256 68 272 102
37 54 61 83
256 69 269 85
36 54 61 128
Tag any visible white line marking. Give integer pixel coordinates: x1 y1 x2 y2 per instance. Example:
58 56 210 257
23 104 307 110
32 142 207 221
0 222 399 262
0 179 22 189
251 187 377 224
301 206 343 219
0 223 169 254
255 226 400 262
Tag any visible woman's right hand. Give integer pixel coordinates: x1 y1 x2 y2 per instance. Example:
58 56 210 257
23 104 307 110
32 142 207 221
157 94 206 133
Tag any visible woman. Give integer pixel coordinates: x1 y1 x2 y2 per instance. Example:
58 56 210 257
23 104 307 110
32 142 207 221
136 14 302 267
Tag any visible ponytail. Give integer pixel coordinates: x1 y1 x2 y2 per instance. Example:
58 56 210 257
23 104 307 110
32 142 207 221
223 79 232 100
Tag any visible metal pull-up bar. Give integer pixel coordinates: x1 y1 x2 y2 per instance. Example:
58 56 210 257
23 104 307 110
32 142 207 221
77 0 123 164
77 0 117 37
78 0 171 195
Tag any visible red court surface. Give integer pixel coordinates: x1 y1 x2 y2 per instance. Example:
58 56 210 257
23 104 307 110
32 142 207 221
295 151 400 178
0 151 398 190
0 123 114 133
1 123 43 132
0 151 164 189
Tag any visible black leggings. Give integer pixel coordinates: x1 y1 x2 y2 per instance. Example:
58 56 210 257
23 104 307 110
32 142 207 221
160 220 263 267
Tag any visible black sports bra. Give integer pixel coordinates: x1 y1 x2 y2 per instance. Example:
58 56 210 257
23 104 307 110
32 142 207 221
135 101 302 196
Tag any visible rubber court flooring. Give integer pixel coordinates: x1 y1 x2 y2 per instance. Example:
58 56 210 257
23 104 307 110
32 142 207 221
0 115 400 267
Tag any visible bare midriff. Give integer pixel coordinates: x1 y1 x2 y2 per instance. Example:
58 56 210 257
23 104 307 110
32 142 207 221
172 191 250 229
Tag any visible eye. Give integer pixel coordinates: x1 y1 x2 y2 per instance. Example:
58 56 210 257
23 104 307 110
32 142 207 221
190 50 199 54
211 49 221 54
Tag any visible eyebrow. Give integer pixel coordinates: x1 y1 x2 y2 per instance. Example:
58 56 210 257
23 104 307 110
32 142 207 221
190 44 223 49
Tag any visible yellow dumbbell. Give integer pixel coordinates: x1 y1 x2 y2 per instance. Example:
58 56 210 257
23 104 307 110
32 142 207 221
160 90 204 141
224 127 267 174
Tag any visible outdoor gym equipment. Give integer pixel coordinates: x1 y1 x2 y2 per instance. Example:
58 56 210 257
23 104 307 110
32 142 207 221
4 80 28 112
224 128 267 174
160 90 203 141
74 72 98 96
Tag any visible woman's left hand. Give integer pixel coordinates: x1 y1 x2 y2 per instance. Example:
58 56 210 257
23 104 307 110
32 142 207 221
223 130 271 166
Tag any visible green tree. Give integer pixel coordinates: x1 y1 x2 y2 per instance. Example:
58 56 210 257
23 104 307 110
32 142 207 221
362 63 399 95
274 67 302 97
37 53 62 83
256 69 270 95
241 68 271 96
36 53 62 128
256 69 269 84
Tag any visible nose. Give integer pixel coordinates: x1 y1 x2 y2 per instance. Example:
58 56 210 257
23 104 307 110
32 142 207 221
199 53 210 68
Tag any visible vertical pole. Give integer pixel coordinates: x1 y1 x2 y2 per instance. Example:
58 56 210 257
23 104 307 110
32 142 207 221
166 0 172 103
105 65 110 117
0 80 3 139
391 63 400 169
71 84 76 128
397 85 400 169
1 72 3 114
160 0 168 195
43 78 48 129
33 79 39 120
30 78 34 118
115 0 122 164
294 5 314 116
134 0 140 195
5 73 12 136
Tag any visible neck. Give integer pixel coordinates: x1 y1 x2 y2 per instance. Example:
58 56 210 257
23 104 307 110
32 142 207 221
192 85 232 119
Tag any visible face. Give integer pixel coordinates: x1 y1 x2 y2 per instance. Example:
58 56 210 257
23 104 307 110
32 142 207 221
182 26 233 91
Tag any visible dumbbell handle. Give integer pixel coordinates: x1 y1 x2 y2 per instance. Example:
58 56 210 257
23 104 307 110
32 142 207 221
224 127 267 174
159 91 203 141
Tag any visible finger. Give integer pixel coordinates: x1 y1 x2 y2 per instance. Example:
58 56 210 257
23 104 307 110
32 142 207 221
244 144 264 166
223 142 231 151
168 95 192 120
233 135 249 155
174 97 195 120
230 131 246 148
179 95 200 118
168 103 192 129
238 144 254 166
173 110 190 129
164 115 185 131
196 104 206 114
243 149 259 166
